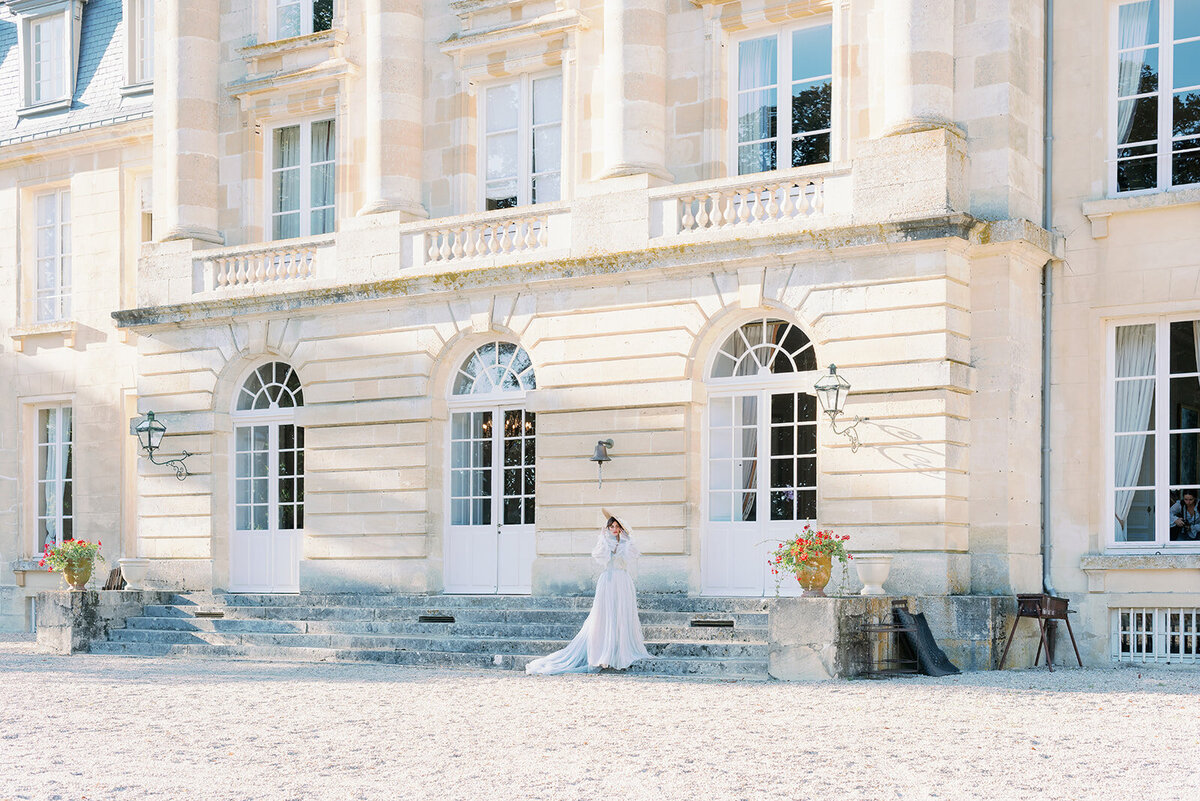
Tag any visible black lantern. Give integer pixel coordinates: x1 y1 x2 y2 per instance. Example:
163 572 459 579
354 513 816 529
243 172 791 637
590 439 614 487
134 411 192 480
813 365 865 452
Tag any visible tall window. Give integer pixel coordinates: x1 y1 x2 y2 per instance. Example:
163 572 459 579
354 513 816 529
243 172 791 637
30 13 67 104
733 22 833 176
481 74 562 210
35 406 73 553
35 188 71 322
129 0 154 85
274 0 333 40
1110 317 1200 547
1114 0 1200 193
271 119 335 240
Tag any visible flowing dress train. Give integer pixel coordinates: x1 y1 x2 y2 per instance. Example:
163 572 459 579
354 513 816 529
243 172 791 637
525 529 651 674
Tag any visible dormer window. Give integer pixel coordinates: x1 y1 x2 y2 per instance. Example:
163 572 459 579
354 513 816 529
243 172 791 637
273 0 333 41
10 0 86 114
125 0 154 90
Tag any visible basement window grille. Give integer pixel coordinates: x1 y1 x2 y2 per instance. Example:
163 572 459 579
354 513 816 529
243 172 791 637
1112 607 1200 664
690 619 734 628
194 610 225 619
418 615 455 624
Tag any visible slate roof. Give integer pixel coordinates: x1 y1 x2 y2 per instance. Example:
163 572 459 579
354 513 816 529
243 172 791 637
0 0 152 148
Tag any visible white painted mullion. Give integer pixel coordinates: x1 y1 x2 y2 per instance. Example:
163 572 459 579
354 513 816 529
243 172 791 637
300 122 312 238
269 423 280 540
778 31 789 168
1156 320 1170 545
520 75 532 207
1159 0 1172 191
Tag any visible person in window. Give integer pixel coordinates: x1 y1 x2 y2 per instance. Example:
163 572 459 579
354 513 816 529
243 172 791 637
1170 492 1200 541
526 510 651 674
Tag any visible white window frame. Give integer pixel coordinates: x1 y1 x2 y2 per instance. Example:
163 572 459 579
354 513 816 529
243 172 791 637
264 116 336 242
476 71 564 212
1110 0 1200 195
1112 607 1200 663
34 187 71 323
10 0 85 114
269 0 334 41
28 11 68 105
33 404 73 555
124 0 154 89
727 18 836 177
1106 313 1200 551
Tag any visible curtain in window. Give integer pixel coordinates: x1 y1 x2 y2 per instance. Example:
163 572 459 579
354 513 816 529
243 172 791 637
1114 325 1157 535
740 397 757 521
1117 1 1156 145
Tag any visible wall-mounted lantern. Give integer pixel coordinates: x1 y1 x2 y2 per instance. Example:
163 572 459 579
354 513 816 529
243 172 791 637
134 411 192 480
590 439 614 488
814 365 866 453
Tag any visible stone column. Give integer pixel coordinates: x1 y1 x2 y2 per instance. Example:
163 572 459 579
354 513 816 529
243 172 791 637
153 0 222 244
357 0 427 219
599 0 671 180
883 0 956 135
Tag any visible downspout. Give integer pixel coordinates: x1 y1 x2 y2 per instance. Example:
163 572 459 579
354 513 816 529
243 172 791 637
1041 0 1056 597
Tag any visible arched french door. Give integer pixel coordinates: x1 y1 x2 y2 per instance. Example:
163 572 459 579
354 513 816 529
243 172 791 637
703 318 819 596
229 362 304 593
444 342 536 594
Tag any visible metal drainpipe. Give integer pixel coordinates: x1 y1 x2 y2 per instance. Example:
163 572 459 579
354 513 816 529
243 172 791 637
1041 0 1056 599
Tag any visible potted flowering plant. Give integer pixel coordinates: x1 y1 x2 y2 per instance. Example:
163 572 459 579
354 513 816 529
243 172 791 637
41 539 105 591
769 525 851 597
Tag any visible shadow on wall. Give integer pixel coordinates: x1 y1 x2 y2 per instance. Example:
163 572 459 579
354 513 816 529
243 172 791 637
73 0 122 106
867 420 947 480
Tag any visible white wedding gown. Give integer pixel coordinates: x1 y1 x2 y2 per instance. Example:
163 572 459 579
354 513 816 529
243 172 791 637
525 528 652 674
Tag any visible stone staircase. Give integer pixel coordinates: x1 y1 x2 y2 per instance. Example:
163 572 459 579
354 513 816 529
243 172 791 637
89 593 771 679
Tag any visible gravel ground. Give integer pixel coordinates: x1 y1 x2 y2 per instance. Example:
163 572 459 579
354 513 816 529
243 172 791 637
1 633 1199 801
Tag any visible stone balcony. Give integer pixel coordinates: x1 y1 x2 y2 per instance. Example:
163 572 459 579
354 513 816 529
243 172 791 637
130 129 986 311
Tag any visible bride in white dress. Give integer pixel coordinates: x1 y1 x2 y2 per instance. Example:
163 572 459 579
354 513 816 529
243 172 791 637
525 512 651 674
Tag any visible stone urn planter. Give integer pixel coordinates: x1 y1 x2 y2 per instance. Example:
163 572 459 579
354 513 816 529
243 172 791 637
853 553 895 595
62 557 94 591
118 557 151 590
795 554 833 597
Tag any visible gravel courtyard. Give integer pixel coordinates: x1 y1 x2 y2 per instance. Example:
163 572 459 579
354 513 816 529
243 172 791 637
1 634 1198 801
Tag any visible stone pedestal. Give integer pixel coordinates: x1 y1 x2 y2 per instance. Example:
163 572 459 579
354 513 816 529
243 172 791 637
35 590 173 655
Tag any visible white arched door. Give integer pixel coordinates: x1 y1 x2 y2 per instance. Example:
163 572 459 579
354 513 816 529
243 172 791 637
444 342 537 594
703 319 819 596
229 362 304 593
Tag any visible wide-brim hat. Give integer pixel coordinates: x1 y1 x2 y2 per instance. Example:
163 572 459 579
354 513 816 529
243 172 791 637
600 508 628 532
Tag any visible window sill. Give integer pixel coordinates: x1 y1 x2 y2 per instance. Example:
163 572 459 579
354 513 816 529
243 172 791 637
238 28 343 62
16 98 72 118
1081 188 1200 238
11 558 45 587
119 82 153 99
1080 553 1200 593
8 320 78 352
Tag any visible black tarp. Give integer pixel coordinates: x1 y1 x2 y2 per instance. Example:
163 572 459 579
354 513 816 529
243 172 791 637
894 607 961 677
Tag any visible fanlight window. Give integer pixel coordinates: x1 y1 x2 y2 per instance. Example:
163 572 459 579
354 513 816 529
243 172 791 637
236 362 305 411
710 319 815 378
453 342 536 395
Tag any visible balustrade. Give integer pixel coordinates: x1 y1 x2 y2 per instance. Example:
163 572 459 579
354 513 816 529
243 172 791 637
424 214 549 264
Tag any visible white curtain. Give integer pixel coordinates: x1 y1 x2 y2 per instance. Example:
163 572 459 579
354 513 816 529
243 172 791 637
739 396 758 522
1114 325 1157 539
1116 1 1155 144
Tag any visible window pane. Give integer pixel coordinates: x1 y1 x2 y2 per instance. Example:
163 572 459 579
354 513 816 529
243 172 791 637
738 37 777 91
1169 320 1200 373
791 25 832 81
1118 155 1159 191
1116 379 1156 431
792 132 831 168
1119 1 1160 49
1116 324 1157 376
1120 49 1160 95
1171 377 1200 423
533 126 561 174
1119 96 1159 144
532 76 562 125
274 211 300 241
486 131 518 182
1178 0 1200 39
485 181 518 211
792 79 832 135
1173 144 1200 186
314 0 334 32
37 193 56 227
275 126 300 168
1116 488 1156 542
1115 433 1155 486
486 83 519 133
277 0 301 38
311 120 335 162
738 142 776 175
1169 488 1200 540
1171 433 1200 485
532 174 560 204
738 89 777 144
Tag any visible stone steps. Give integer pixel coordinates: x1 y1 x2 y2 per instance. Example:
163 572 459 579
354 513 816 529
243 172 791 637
122 615 766 642
95 592 772 679
87 640 769 678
